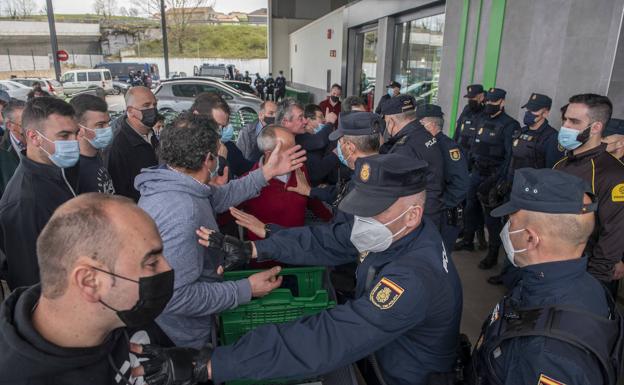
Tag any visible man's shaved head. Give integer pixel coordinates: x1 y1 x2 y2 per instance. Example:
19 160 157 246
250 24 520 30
125 86 154 108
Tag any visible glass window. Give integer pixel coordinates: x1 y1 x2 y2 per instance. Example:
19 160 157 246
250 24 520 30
392 13 444 106
172 84 199 98
88 72 102 81
77 72 87 82
359 30 378 98
62 73 75 82
104 71 112 80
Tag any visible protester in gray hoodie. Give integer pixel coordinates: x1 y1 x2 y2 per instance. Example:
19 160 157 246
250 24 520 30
135 113 307 348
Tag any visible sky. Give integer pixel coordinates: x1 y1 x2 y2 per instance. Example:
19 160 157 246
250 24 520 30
34 0 268 15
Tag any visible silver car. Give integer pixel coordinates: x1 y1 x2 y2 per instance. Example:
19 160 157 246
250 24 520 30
0 80 30 101
11 78 64 97
154 78 262 125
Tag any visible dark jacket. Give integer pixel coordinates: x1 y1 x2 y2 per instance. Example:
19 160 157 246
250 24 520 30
296 124 339 186
508 120 564 175
553 144 624 282
0 285 171 384
107 119 158 202
0 157 77 289
0 135 20 198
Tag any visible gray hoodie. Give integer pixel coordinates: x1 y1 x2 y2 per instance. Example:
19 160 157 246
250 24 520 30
135 165 267 348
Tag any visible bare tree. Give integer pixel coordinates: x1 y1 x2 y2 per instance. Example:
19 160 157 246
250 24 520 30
4 0 36 19
133 0 216 53
94 0 117 19
93 0 106 16
128 7 139 17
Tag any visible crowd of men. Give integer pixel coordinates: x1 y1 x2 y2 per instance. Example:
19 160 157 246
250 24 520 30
0 75 623 385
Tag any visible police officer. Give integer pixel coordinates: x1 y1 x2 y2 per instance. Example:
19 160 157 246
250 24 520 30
275 70 287 102
254 73 265 100
375 80 401 114
242 70 252 84
509 93 563 174
465 88 519 269
418 104 470 254
553 94 624 295
454 84 487 252
265 73 275 101
134 154 463 385
471 168 623 385
380 95 446 227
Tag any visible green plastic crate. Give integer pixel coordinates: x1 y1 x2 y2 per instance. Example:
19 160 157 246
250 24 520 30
219 267 335 345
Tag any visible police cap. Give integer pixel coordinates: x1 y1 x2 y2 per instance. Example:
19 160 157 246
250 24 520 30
485 87 507 101
380 94 416 116
604 118 624 137
491 168 597 217
464 84 484 98
387 81 401 89
416 104 444 119
338 154 428 217
329 111 384 141
521 93 552 111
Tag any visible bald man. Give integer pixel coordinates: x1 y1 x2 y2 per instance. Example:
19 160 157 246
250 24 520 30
0 193 177 385
471 168 623 385
107 86 160 201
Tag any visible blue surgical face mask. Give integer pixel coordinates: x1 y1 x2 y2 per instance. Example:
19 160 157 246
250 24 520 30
82 125 113 149
37 132 80 168
387 88 394 97
336 140 351 167
210 153 220 179
221 124 235 142
314 123 327 134
558 125 589 151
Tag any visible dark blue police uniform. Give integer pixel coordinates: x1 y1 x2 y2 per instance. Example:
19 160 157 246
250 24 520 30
453 84 486 164
379 95 446 227
471 168 623 385
417 104 470 253
211 154 463 385
464 88 520 269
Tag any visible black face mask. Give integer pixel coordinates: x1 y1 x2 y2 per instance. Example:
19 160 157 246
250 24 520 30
468 99 483 112
576 124 592 144
96 267 174 328
138 107 158 128
330 96 340 103
263 116 275 125
484 103 501 115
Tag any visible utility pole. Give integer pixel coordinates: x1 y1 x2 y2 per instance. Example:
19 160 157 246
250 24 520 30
46 0 62 81
160 0 170 79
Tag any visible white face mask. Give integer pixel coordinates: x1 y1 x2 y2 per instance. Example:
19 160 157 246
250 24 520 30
350 205 416 253
500 220 527 267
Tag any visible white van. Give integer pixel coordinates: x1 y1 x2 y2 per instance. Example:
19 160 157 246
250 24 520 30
61 69 113 96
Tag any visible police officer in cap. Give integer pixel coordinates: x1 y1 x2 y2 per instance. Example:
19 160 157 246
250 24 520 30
380 94 446 227
254 73 265 100
133 154 463 385
242 70 252 84
465 87 520 269
454 84 487 252
471 168 623 385
418 104 470 253
375 80 401 114
509 93 563 174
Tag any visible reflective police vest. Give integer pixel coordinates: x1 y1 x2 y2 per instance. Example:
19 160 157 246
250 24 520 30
510 128 546 171
470 292 624 385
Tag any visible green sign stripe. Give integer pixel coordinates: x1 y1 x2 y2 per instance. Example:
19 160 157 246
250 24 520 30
448 0 470 139
482 0 507 89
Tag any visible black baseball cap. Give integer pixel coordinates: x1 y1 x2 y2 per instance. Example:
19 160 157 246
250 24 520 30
380 94 416 116
339 154 428 217
464 84 484 98
329 111 384 141
491 168 597 217
387 81 401 89
603 118 624 137
485 87 507 101
521 93 552 111
416 104 444 119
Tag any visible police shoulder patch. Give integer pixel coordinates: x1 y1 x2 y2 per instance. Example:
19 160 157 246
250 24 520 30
370 277 404 310
449 148 461 161
396 135 408 145
537 374 566 385
558 143 565 152
612 183 624 202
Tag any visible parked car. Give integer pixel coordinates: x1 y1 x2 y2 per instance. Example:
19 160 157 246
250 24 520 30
11 78 64 97
154 77 261 126
194 64 229 78
61 69 114 96
170 71 187 79
112 80 130 95
0 80 30 101
221 79 259 97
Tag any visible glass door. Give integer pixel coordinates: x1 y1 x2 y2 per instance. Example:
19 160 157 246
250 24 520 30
348 24 378 110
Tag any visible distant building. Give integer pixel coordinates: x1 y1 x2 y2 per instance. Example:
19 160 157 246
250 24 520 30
215 14 240 24
248 8 268 25
165 6 218 24
229 12 249 22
